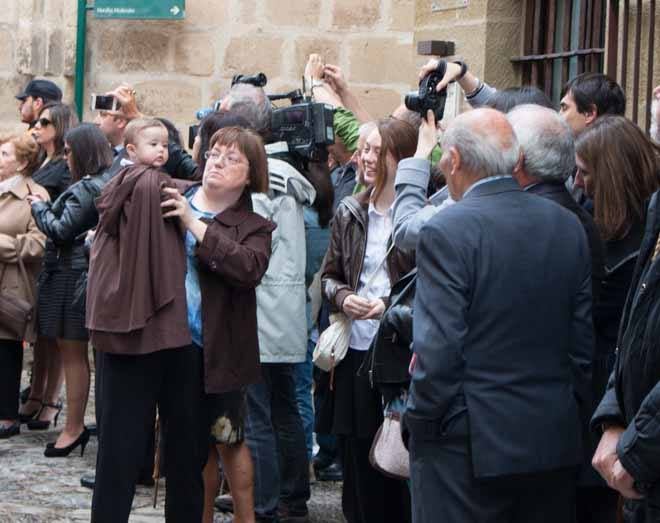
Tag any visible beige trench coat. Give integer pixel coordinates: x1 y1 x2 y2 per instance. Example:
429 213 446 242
0 176 49 342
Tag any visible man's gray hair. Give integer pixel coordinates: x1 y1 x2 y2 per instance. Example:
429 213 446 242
507 104 576 182
225 84 272 134
442 117 520 178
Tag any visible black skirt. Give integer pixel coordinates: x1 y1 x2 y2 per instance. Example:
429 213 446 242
37 268 88 341
316 348 384 440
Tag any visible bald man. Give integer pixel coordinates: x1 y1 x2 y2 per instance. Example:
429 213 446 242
404 109 593 523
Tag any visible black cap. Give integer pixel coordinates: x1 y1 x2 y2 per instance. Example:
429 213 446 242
16 79 63 103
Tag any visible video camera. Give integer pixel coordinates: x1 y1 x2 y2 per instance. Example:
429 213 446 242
405 60 448 123
268 80 335 162
190 72 335 161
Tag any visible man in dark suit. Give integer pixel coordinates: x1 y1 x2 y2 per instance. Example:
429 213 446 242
404 108 593 523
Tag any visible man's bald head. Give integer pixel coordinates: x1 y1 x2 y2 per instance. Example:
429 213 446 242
441 108 520 179
507 104 575 183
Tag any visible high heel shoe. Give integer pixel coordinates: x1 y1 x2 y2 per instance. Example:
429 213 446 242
18 397 42 423
27 402 63 431
44 428 90 458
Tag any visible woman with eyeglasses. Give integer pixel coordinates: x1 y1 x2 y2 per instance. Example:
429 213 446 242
18 102 78 433
28 123 113 456
161 126 275 523
0 134 49 439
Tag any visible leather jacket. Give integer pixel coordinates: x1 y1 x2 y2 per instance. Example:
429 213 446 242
322 190 415 313
32 169 114 270
592 191 660 511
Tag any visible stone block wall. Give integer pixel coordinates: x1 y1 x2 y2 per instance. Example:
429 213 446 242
0 0 525 138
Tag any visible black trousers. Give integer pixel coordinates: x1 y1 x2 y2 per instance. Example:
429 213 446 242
576 486 619 523
338 435 411 523
0 339 23 419
408 411 577 523
91 346 203 523
94 349 155 478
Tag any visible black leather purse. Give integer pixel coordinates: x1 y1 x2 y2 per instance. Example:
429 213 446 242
359 268 417 389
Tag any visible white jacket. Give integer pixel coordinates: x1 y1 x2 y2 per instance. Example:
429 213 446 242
251 149 316 363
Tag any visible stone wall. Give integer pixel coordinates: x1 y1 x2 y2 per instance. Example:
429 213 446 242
0 0 527 138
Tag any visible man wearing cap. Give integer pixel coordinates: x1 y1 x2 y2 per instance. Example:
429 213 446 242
16 79 63 127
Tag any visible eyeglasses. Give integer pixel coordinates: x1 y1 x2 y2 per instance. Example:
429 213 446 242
35 117 53 128
204 150 245 167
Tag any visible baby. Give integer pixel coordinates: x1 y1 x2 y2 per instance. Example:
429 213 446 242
123 118 169 168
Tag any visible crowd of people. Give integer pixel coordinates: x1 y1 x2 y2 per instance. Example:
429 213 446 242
1 51 660 523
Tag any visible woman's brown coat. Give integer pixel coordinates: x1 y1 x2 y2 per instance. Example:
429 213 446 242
0 176 49 342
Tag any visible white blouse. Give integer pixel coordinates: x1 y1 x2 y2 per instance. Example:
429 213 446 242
349 201 393 351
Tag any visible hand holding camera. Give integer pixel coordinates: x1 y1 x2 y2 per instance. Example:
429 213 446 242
415 110 441 160
405 60 448 123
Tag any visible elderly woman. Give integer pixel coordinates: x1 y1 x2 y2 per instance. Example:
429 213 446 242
28 123 113 456
161 126 275 523
0 134 49 439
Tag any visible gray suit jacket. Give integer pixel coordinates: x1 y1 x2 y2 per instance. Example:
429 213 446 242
406 176 593 478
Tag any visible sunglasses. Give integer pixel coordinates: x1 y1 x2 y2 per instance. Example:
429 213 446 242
63 146 71 156
36 117 53 128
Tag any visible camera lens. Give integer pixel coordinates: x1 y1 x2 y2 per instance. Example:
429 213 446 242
404 92 421 112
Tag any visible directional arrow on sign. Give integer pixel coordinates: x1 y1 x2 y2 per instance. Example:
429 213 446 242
170 5 180 16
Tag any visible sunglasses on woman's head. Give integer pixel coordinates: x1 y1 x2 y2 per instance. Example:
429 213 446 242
36 117 52 128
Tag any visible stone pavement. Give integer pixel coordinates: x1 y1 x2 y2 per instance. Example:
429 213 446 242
0 348 343 522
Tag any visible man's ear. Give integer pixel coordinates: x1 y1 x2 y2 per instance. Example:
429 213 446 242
513 151 524 175
33 97 44 113
584 103 598 126
116 117 129 131
448 146 461 176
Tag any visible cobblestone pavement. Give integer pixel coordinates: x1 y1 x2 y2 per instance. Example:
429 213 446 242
0 348 343 522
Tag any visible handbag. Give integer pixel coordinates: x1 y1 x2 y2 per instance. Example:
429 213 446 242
369 410 410 480
0 255 35 340
313 242 396 384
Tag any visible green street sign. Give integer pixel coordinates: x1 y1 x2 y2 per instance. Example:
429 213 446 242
94 1 185 20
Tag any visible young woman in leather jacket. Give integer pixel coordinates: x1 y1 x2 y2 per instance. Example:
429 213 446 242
321 117 417 523
28 123 113 457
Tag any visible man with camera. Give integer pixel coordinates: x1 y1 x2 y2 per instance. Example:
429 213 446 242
215 80 316 523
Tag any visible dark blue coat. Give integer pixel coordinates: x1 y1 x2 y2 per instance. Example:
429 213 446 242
406 176 593 478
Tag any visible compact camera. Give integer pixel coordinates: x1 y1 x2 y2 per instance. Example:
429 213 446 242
404 60 448 122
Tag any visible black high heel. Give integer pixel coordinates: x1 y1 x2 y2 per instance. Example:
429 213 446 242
27 402 63 431
18 397 42 423
44 428 90 458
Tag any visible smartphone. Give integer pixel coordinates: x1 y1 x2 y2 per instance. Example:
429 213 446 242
188 124 199 150
90 94 120 112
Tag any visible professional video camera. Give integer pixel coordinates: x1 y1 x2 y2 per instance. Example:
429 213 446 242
268 81 335 162
405 60 448 123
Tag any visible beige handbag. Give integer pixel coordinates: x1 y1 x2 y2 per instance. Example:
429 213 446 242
369 410 410 480
312 312 351 376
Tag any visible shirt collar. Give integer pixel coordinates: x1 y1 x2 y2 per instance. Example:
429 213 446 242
463 175 513 199
368 200 393 218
